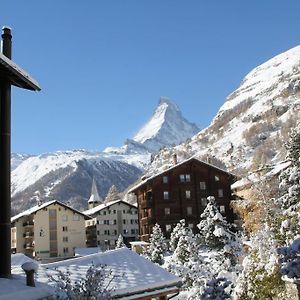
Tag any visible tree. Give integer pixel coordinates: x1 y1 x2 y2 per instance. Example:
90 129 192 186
144 223 167 265
115 234 126 249
48 264 114 300
104 185 119 203
169 219 188 252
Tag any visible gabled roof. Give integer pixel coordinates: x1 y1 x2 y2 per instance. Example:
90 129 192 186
23 248 181 299
84 199 137 217
0 52 41 91
128 156 236 193
11 200 91 223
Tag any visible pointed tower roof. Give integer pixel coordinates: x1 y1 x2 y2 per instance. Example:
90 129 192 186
88 177 103 204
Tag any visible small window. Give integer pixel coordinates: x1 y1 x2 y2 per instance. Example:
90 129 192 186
63 236 68 242
114 219 117 225
166 224 172 232
218 189 224 198
163 191 169 200
164 207 170 215
163 176 168 183
185 174 191 182
62 215 68 222
185 190 191 199
215 175 220 182
97 230 100 235
187 206 193 215
123 219 127 225
200 181 206 190
179 174 185 182
62 226 68 232
220 205 225 213
114 230 117 235
131 229 135 234
201 198 207 207
113 210 116 214
103 211 107 215
123 229 128 234
188 223 194 229
63 247 69 253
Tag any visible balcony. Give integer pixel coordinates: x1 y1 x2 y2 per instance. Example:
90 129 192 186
140 199 153 209
140 217 155 226
24 243 34 250
23 231 34 238
23 220 34 227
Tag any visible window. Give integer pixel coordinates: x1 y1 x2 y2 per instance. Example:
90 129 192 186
103 211 106 215
164 208 170 215
113 210 116 214
163 176 168 183
62 226 68 232
123 210 126 214
123 219 127 224
187 206 193 215
104 220 109 225
114 219 117 225
63 236 68 242
185 190 191 199
215 175 220 182
201 198 207 207
163 191 169 200
130 219 134 224
114 230 117 235
131 229 135 234
166 224 172 232
63 247 69 253
218 189 224 198
73 214 80 221
188 223 194 229
98 220 104 225
62 215 68 222
123 229 129 234
97 230 100 235
220 205 225 213
180 174 191 182
200 181 206 190
104 230 110 235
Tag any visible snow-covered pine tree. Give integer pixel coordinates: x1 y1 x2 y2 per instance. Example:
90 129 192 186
275 122 300 244
144 223 167 265
104 185 119 203
115 234 126 249
169 219 188 252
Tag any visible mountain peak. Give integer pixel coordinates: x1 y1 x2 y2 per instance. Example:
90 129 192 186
133 97 199 152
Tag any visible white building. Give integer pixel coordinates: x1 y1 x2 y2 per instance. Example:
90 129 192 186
84 199 139 249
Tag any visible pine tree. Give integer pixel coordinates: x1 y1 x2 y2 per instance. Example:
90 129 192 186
104 185 119 203
144 223 167 265
169 219 188 252
115 234 126 249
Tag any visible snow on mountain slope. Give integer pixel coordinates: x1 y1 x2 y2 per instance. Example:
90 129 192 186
132 97 199 152
149 45 300 175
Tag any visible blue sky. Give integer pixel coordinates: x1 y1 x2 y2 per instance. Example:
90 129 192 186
2 1 300 154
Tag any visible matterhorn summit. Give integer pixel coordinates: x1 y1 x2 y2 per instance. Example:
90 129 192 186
132 97 199 152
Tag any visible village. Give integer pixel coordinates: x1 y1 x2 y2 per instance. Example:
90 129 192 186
1 2 300 300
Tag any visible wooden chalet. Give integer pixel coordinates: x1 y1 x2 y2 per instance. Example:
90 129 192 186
129 156 237 241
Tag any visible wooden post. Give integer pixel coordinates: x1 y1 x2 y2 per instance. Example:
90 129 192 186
0 26 12 278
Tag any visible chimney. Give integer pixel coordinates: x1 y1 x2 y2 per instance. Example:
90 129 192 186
172 153 177 165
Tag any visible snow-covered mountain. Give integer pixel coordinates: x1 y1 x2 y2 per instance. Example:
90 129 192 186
132 97 199 152
11 150 144 214
11 98 198 214
149 45 300 176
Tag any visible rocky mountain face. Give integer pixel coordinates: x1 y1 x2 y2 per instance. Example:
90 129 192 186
149 45 300 176
11 98 198 215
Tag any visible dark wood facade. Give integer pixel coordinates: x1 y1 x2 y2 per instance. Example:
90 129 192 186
130 158 236 241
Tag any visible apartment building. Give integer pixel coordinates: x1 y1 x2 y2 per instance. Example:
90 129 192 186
84 199 139 249
11 200 90 260
129 157 236 241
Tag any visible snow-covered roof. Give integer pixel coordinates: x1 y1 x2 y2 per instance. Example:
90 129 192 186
84 199 137 216
129 241 149 246
11 248 181 299
11 200 91 223
0 52 41 91
129 156 236 193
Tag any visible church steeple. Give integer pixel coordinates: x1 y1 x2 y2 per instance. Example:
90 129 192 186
88 177 103 209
